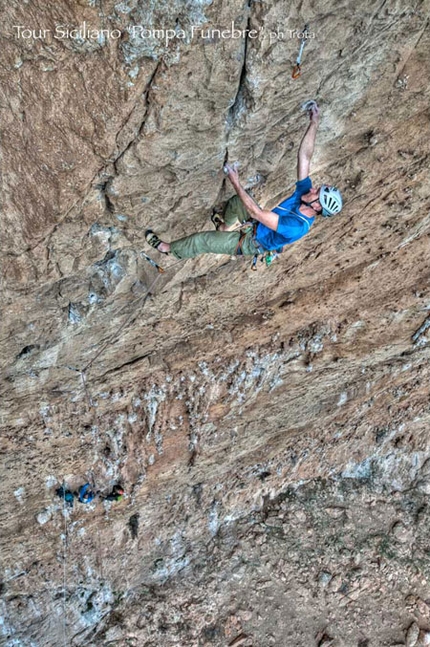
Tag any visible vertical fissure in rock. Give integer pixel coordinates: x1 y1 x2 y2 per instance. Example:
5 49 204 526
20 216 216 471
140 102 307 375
214 147 231 204
98 180 115 213
137 60 163 137
227 1 254 129
110 61 163 176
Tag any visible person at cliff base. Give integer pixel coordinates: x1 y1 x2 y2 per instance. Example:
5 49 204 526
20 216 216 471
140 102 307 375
78 483 96 504
102 484 125 502
145 103 342 260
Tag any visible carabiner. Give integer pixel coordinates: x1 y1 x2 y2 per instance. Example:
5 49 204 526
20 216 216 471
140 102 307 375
292 64 301 79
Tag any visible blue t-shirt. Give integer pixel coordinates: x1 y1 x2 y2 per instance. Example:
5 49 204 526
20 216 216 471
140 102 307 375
255 176 314 251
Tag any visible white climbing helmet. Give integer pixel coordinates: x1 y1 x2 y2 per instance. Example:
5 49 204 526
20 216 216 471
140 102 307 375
319 185 343 217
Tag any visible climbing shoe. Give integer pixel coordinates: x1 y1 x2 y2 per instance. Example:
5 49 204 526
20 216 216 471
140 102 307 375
211 211 225 231
145 229 168 254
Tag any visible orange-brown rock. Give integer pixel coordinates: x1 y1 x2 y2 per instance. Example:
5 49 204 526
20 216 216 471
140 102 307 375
1 1 430 645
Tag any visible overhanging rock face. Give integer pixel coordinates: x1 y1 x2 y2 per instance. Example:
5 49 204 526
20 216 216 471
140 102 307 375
1 1 430 645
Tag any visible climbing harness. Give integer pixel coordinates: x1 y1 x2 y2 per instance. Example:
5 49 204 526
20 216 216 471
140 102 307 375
244 222 279 271
235 228 248 256
140 251 165 273
236 201 312 272
292 24 310 79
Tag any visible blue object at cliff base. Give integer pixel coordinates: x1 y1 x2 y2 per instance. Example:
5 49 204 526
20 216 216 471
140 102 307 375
55 486 74 507
78 483 96 504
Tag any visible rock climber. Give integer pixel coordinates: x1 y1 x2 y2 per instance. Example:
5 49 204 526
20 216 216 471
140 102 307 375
101 484 125 502
145 102 342 261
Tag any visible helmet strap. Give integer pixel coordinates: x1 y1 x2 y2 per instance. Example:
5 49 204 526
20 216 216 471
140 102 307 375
301 198 320 213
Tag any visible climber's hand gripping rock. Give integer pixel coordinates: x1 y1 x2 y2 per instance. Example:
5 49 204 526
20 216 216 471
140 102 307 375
309 103 320 124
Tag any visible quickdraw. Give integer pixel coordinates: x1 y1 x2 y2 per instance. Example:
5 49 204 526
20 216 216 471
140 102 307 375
140 251 165 273
251 251 279 271
249 222 279 271
292 24 310 79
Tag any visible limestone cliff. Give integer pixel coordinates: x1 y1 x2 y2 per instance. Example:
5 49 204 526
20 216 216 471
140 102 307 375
1 1 430 645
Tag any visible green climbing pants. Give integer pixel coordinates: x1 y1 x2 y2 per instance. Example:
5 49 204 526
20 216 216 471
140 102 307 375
170 196 261 260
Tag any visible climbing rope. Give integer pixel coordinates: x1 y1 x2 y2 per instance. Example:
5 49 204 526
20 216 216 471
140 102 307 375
61 480 69 647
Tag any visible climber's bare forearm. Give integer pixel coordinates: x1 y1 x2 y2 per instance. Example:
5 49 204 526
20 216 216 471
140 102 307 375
297 105 320 180
299 121 318 159
297 122 318 180
232 181 279 231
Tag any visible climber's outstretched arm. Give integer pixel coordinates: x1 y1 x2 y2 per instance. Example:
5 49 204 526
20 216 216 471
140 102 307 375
225 165 279 231
297 104 320 181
